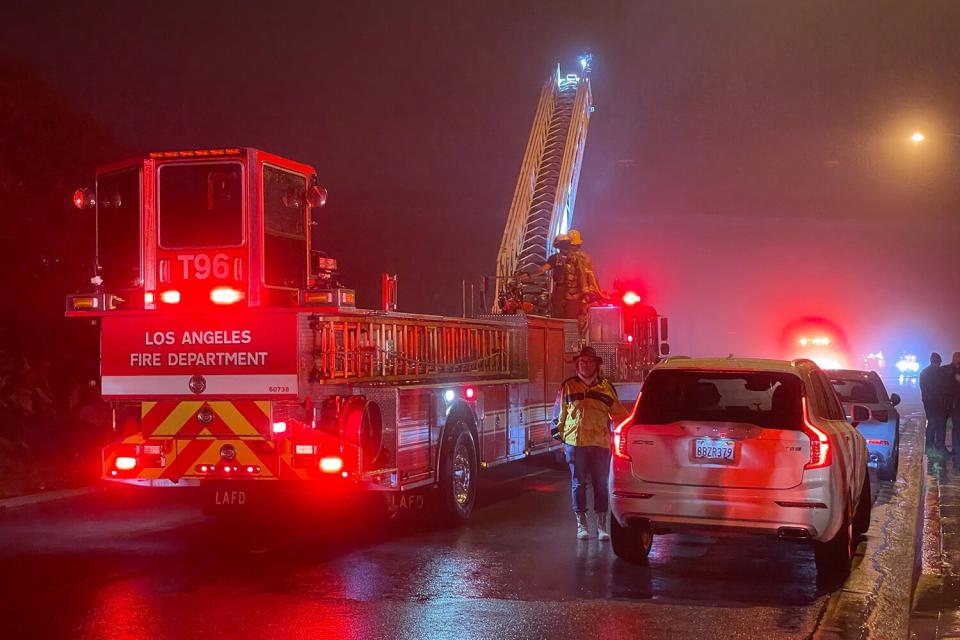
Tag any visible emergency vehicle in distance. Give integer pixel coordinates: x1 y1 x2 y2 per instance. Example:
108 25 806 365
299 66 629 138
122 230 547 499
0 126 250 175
65 61 669 519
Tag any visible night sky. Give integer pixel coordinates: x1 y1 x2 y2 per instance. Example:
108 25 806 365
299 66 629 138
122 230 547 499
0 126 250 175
4 0 960 361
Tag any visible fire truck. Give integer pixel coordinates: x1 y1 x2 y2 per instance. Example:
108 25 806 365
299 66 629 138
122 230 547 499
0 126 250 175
66 59 668 520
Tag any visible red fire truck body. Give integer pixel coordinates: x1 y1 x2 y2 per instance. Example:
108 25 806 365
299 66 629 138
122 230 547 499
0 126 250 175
67 147 588 518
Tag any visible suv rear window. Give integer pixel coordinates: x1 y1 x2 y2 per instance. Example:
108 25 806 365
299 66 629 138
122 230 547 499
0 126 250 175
636 369 804 429
827 377 879 404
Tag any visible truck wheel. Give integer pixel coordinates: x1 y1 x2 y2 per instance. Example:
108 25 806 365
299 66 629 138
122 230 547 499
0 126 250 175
611 515 653 563
853 471 871 537
814 510 854 579
438 422 477 524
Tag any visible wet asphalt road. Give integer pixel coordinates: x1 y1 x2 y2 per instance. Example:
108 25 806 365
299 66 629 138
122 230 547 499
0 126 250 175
0 378 921 640
1 462 828 640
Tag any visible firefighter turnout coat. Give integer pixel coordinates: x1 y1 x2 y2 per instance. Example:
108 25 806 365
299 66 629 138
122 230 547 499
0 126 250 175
552 376 630 448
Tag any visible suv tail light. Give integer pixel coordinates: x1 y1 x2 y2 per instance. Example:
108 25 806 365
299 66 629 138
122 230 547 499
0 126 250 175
613 396 638 460
802 397 832 469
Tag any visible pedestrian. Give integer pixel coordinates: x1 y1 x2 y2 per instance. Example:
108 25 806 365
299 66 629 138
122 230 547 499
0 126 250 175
552 346 629 540
943 352 960 454
921 352 947 450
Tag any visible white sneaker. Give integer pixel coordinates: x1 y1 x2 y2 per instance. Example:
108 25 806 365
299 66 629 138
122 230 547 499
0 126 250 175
596 512 610 541
575 512 590 539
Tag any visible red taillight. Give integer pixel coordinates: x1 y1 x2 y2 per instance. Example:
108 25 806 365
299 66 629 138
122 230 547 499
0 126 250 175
144 292 155 306
272 421 287 434
160 290 181 304
464 387 476 400
613 418 632 460
320 456 344 473
872 410 889 423
614 392 640 460
115 456 137 471
802 397 831 469
210 287 244 305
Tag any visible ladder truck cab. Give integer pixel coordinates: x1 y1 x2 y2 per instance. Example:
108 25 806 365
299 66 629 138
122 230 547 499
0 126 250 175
67 147 575 519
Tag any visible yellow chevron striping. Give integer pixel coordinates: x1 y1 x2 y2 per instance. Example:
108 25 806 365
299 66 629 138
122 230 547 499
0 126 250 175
255 401 270 417
209 401 260 437
152 401 205 436
141 401 158 418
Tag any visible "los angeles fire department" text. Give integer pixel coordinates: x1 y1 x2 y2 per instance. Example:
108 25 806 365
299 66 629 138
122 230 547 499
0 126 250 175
128 330 268 367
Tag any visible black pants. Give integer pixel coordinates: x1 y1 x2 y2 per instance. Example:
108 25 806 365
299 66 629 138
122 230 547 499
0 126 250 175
951 408 960 452
926 404 947 449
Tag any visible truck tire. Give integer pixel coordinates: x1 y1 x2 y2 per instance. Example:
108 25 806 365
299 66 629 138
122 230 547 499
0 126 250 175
438 422 477 524
814 509 854 579
611 515 653 563
853 471 871 537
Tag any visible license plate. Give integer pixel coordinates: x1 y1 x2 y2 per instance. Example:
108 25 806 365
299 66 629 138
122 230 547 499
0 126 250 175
207 488 248 508
694 438 736 462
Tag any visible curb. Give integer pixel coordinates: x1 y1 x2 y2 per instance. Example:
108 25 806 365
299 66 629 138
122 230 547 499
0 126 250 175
814 413 927 640
0 486 97 514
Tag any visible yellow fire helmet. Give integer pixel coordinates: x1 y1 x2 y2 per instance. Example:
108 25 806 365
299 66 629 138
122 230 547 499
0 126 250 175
553 233 571 247
568 229 583 246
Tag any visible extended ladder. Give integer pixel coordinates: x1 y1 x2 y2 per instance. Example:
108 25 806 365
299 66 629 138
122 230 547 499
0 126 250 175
493 64 593 311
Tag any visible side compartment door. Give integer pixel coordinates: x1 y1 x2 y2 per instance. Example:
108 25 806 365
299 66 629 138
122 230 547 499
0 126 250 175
480 384 509 464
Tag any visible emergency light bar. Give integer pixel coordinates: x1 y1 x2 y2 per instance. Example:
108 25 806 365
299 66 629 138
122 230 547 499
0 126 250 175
148 148 242 159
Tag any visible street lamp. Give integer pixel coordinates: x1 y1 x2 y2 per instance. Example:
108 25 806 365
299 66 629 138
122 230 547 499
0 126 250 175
910 130 960 143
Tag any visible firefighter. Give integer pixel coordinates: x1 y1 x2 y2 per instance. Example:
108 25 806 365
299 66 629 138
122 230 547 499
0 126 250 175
552 346 629 540
566 229 602 335
525 234 574 318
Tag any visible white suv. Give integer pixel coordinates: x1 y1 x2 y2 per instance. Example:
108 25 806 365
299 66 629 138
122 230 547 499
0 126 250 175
610 358 870 577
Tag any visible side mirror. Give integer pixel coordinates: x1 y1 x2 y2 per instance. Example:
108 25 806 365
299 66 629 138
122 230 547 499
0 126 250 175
890 393 901 407
307 175 328 208
660 342 670 356
850 404 871 426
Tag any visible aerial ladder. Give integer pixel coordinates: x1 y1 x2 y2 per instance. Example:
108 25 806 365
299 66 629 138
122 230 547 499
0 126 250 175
493 58 593 312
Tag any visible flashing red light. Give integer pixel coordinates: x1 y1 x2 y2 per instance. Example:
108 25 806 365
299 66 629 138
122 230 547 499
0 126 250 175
626 334 634 343
801 397 832 469
210 287 244 305
114 456 137 471
465 387 476 400
72 188 94 209
320 456 344 473
160 290 181 304
622 291 642 306
272 421 287 434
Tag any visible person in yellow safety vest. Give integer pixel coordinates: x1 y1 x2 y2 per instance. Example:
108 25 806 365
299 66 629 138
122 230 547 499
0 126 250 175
552 346 630 540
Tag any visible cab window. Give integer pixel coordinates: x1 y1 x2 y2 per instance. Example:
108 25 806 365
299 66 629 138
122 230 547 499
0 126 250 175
262 164 307 289
159 163 243 248
97 167 141 288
